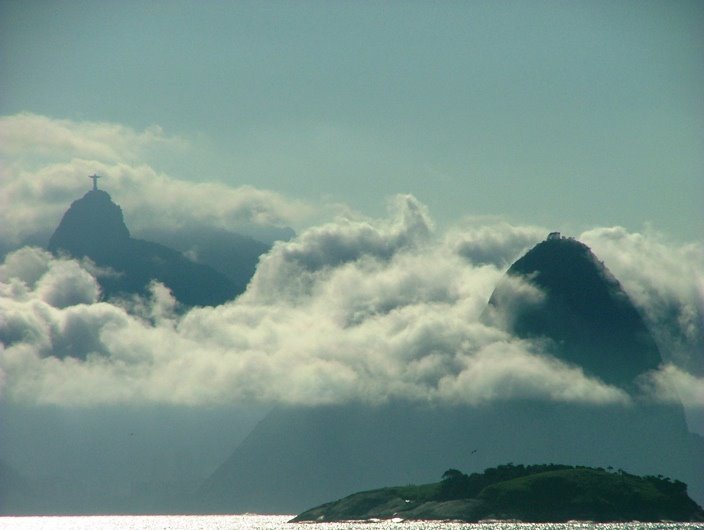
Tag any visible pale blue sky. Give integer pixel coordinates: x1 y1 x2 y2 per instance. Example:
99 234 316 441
2 0 702 240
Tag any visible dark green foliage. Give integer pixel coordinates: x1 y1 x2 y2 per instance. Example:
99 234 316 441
439 463 572 500
389 483 440 502
293 463 704 522
477 467 702 522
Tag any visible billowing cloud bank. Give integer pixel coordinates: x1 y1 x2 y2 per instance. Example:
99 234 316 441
1 197 702 408
1 113 702 409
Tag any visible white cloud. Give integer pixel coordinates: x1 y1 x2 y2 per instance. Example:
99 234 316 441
438 341 630 406
0 248 100 309
638 364 704 409
0 113 311 245
0 112 183 165
0 246 51 286
0 113 700 411
450 220 544 267
245 194 433 303
34 259 100 308
0 207 636 408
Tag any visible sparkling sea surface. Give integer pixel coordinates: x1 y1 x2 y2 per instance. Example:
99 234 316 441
0 515 702 530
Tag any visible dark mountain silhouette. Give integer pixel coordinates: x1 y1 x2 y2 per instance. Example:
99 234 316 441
134 226 272 294
197 234 703 514
48 189 238 307
484 232 662 389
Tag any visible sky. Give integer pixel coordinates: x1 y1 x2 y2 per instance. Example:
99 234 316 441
0 0 703 508
1 0 702 240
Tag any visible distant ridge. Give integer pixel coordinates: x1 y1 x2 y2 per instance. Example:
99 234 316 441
48 189 238 308
135 225 272 294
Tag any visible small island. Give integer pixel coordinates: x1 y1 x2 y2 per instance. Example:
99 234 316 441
291 464 704 523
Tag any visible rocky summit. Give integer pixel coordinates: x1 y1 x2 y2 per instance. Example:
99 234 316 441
48 189 237 308
49 190 131 255
485 233 662 388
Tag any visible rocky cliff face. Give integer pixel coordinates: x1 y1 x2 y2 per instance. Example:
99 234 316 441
48 189 237 308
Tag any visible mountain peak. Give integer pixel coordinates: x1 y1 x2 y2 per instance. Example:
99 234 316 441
487 233 662 387
47 186 238 308
48 189 130 257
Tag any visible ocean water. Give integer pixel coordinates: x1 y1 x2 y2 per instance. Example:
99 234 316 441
0 515 702 530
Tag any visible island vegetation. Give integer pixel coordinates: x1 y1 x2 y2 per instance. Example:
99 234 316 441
291 463 704 523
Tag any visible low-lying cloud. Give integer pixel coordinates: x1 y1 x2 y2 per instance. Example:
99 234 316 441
2 197 701 409
638 364 704 409
450 220 545 267
1 113 702 411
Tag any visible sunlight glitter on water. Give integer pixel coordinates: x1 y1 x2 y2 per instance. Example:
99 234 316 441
0 515 702 530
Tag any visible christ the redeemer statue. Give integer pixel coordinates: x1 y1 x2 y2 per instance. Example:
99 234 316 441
89 174 101 191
